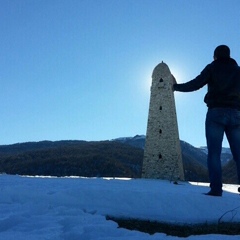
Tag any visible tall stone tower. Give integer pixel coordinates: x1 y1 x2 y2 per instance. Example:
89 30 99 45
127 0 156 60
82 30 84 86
142 62 184 181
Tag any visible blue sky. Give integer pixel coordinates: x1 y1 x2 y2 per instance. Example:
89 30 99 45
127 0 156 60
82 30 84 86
1 0 240 147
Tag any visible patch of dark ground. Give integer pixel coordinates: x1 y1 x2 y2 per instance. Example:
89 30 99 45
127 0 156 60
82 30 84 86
106 216 240 237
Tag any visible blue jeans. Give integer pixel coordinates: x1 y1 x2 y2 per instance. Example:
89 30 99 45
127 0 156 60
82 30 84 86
205 108 240 193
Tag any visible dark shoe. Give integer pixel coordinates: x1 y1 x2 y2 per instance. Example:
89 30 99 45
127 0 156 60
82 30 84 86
238 187 240 193
204 190 222 197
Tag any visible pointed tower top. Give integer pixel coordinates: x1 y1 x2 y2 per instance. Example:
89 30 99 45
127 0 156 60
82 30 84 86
152 61 171 77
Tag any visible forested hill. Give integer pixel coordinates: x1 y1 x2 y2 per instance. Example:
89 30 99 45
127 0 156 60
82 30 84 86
0 137 238 183
0 140 86 156
0 140 143 178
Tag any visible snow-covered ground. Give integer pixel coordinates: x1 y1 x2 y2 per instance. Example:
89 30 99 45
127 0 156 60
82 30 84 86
0 174 239 240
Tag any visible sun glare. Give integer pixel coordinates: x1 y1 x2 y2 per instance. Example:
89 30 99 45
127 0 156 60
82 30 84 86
137 59 189 101
169 64 185 84
139 61 186 96
139 64 154 95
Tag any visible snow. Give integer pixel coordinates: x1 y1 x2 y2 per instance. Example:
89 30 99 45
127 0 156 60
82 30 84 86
199 147 232 156
199 147 208 155
112 135 145 142
0 174 239 240
221 147 231 154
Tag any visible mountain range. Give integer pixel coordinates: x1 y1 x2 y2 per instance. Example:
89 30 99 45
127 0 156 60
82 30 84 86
0 136 237 183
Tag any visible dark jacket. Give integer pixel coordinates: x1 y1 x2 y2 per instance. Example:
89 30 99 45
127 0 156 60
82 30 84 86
173 58 240 109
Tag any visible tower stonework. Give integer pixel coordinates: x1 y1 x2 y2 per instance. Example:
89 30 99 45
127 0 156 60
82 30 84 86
142 62 184 181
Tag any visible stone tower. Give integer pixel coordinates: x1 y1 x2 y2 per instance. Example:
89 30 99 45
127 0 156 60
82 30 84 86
142 62 184 181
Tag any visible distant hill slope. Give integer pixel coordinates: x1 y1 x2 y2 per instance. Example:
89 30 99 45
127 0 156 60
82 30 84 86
0 140 86 157
114 135 232 166
0 141 143 178
0 136 237 183
222 159 239 184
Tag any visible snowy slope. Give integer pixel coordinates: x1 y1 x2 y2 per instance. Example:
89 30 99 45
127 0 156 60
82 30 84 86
0 174 239 240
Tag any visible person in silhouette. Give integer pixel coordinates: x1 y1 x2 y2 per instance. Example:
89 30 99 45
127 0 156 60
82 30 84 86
173 45 240 196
